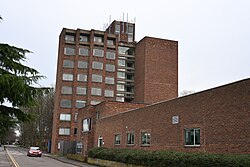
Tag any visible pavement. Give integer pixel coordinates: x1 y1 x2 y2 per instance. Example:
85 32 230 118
0 146 12 167
0 145 97 167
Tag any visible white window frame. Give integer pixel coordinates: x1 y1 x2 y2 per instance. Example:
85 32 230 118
78 61 88 69
91 88 102 96
106 64 115 72
79 48 89 56
61 86 73 95
77 74 87 82
93 49 104 57
59 114 71 121
83 118 91 132
76 100 86 109
92 74 103 83
63 60 74 68
62 73 73 81
105 90 114 97
105 77 115 85
59 128 70 135
76 87 87 95
64 47 75 55
184 128 200 146
92 61 103 70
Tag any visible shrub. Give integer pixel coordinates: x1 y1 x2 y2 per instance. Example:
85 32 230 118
88 147 250 167
67 153 85 162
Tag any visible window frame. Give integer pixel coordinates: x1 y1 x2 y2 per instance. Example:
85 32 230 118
64 47 75 55
106 64 115 72
141 131 151 146
59 128 70 135
63 60 74 68
78 61 88 69
92 61 103 70
115 134 121 145
93 48 104 57
61 86 73 95
184 128 201 147
91 87 102 96
62 73 73 81
126 132 135 145
60 99 72 108
82 118 91 132
79 47 89 56
59 113 71 121
77 74 87 82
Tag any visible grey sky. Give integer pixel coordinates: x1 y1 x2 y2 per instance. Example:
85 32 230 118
1 0 250 93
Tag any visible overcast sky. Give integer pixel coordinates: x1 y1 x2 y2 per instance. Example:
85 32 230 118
1 0 250 93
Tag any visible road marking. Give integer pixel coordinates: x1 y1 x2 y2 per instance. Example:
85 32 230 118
6 149 21 167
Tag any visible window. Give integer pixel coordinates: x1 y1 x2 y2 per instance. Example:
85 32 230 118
116 97 124 102
106 51 116 59
127 132 135 145
117 72 125 79
59 128 70 135
92 74 102 83
76 100 86 108
118 46 134 55
74 113 78 122
105 77 115 85
106 64 115 72
118 59 125 67
91 88 102 96
61 86 72 94
79 35 88 42
115 134 121 145
141 132 151 146
63 60 74 68
117 84 125 91
78 61 88 69
128 34 133 42
77 74 87 82
65 35 75 42
107 39 114 46
74 128 77 135
128 25 134 34
93 49 104 57
184 128 200 146
76 87 87 95
59 114 71 121
76 142 83 154
62 74 73 81
105 90 114 97
83 118 91 132
92 61 103 70
91 101 101 105
79 48 89 56
115 24 120 33
60 99 72 108
64 47 75 55
94 36 103 43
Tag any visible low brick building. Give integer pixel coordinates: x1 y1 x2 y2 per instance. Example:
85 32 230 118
78 78 250 155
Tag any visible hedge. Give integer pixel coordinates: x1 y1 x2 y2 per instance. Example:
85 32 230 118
88 147 250 167
67 153 86 162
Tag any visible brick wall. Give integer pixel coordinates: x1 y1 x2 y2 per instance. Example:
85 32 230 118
134 37 178 104
94 79 250 154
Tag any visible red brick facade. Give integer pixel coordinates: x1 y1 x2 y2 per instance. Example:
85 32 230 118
134 37 178 103
78 78 250 155
52 21 178 154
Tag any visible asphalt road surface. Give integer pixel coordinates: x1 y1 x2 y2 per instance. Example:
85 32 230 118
6 146 78 167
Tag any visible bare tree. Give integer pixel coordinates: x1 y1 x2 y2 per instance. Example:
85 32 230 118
19 88 54 151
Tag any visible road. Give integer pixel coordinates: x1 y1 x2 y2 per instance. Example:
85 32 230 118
6 146 78 167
